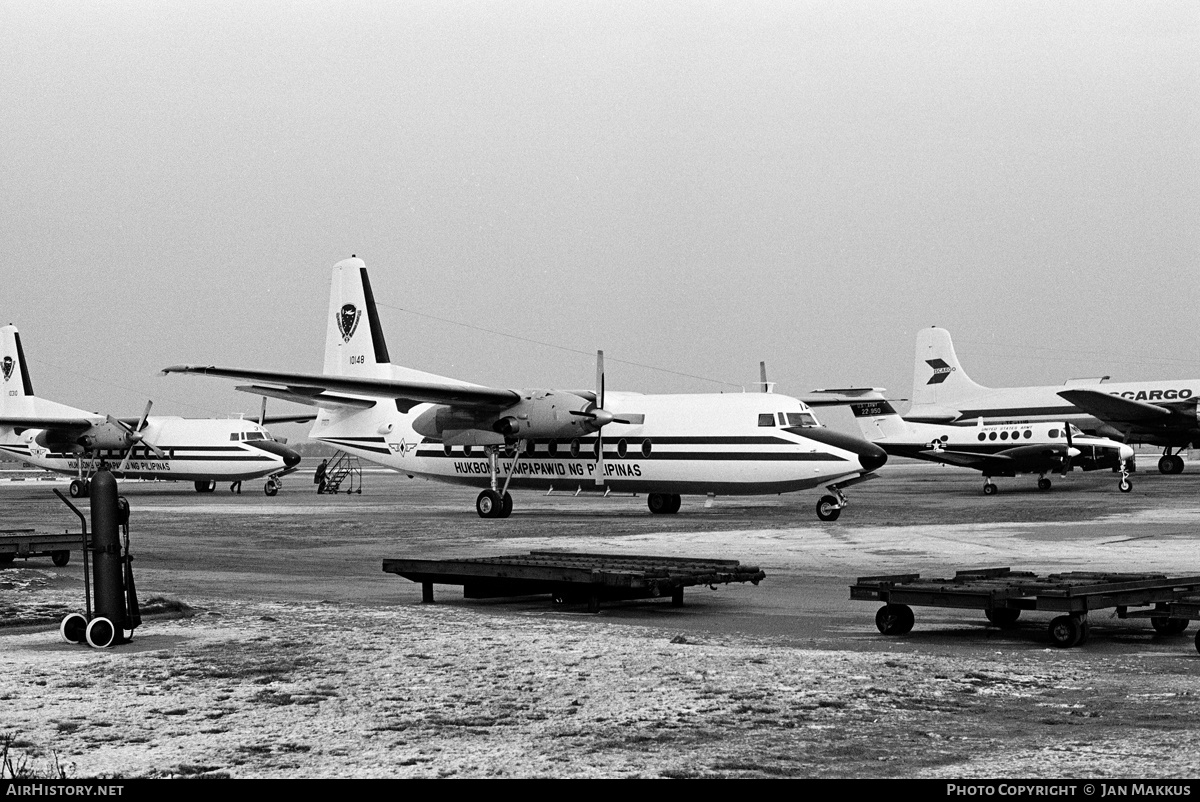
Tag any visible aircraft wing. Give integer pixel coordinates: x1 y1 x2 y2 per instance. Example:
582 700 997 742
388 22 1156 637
0 416 96 431
163 365 520 412
917 448 1014 470
1058 389 1181 425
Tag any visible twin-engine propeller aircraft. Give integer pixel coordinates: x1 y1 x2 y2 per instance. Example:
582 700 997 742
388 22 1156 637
824 391 1134 495
908 327 1200 475
164 257 888 520
0 325 303 496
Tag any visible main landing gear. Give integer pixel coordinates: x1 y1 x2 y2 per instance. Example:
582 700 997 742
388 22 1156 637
1158 450 1186 475
475 442 522 519
647 493 681 515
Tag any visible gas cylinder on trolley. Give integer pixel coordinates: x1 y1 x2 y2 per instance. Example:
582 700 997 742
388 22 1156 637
57 468 142 648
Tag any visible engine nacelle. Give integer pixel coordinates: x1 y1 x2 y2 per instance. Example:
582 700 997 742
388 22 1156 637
412 391 597 442
36 422 137 452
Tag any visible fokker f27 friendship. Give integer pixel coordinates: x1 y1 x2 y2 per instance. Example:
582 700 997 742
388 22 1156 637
0 325 302 496
907 327 1200 475
165 257 888 520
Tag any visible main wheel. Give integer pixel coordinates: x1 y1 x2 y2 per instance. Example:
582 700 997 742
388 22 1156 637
983 483 998 496
1048 615 1085 648
816 495 841 522
648 493 673 514
500 492 513 518
476 489 503 518
985 608 1021 628
194 480 216 493
1151 616 1189 635
69 479 87 498
1037 478 1052 491
0 553 15 565
875 604 914 635
51 551 70 567
85 616 116 649
60 613 87 644
666 494 681 514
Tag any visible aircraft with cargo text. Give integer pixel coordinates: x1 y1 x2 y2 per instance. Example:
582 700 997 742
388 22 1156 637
164 256 888 520
0 325 303 497
905 327 1200 475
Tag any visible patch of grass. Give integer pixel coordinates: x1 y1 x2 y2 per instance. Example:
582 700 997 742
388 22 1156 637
1 733 70 780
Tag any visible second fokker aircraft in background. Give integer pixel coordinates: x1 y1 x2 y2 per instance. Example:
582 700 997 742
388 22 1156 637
165 257 887 520
0 325 303 496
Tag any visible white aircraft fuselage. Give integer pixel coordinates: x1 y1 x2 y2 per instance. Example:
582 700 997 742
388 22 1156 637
315 390 875 496
165 257 888 519
0 416 298 483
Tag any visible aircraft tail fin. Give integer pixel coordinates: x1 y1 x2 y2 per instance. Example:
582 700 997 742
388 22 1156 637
321 257 470 388
910 327 989 411
845 398 910 441
0 325 37 409
324 257 394 379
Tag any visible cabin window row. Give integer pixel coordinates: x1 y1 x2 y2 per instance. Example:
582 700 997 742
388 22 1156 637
759 412 819 428
444 439 654 459
977 430 1033 441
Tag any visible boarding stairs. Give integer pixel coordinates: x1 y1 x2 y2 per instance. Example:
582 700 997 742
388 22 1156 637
322 451 362 495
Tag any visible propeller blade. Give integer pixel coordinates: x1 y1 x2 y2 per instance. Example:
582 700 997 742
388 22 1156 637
594 350 605 485
596 350 605 410
594 433 605 486
259 397 267 427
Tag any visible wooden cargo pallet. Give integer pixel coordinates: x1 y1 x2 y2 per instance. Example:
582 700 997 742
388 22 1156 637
851 566 1200 649
383 550 766 612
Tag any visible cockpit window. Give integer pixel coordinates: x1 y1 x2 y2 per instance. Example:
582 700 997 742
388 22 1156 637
246 432 265 440
786 412 819 427
230 433 240 441
757 414 775 427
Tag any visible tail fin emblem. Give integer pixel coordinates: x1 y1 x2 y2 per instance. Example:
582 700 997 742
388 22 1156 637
1 356 12 382
337 304 362 343
926 359 955 385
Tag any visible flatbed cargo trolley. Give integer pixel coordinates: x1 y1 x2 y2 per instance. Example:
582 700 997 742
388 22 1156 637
851 567 1200 649
0 528 88 567
383 551 766 612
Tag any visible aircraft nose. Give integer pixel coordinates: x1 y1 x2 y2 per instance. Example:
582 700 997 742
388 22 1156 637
858 442 888 473
249 440 302 467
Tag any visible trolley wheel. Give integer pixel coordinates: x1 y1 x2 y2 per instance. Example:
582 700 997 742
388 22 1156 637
1151 616 1189 635
1048 615 1086 648
0 553 15 565
476 489 503 518
816 495 841 522
51 550 70 567
985 608 1021 628
60 613 88 644
85 616 116 649
875 604 914 636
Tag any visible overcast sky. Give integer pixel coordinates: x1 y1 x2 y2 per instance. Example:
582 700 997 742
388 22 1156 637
3 1 1196 431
